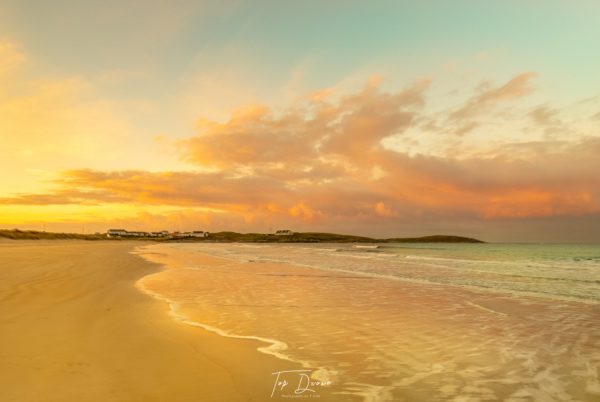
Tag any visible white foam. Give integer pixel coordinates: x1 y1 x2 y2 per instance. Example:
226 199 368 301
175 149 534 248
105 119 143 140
133 253 335 384
465 301 508 316
177 243 600 304
132 243 600 402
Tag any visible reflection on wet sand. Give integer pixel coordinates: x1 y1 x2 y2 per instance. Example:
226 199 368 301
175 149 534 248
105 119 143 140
137 243 600 401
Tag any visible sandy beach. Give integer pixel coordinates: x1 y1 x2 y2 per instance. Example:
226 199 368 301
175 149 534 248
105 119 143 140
3 1 600 400
2 240 599 401
0 240 343 402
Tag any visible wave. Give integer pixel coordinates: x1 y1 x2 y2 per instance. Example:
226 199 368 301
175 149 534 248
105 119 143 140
178 245 600 304
133 254 335 384
132 243 600 402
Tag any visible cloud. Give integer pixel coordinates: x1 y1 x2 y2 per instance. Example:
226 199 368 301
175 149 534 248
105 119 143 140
529 105 557 126
1 77 599 240
528 105 566 138
0 39 188 199
479 72 537 103
3 139 599 223
448 72 537 129
0 189 122 206
289 202 323 222
374 202 397 217
181 78 429 175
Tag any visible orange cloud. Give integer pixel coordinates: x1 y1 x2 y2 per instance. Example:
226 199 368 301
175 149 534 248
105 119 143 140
482 190 594 219
0 39 186 200
181 78 429 174
2 79 599 239
289 202 323 222
3 138 599 223
447 72 538 134
374 202 397 217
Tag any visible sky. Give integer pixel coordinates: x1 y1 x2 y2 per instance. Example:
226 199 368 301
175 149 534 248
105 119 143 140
1 0 600 242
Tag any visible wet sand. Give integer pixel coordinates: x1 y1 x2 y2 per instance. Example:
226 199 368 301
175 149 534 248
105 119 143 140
3 240 598 401
0 240 342 402
137 243 600 401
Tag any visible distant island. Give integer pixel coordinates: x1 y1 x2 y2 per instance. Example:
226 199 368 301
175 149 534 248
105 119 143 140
0 229 484 243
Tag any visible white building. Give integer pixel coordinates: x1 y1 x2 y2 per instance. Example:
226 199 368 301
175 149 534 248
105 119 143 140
106 229 164 238
107 229 128 238
107 229 202 239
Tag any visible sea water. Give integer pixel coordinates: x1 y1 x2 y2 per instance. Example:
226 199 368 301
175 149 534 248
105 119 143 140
136 242 600 401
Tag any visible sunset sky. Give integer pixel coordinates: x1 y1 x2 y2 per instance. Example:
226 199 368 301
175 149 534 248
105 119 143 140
1 1 600 242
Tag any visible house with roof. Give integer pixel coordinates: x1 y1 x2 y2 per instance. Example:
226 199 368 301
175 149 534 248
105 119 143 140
107 229 128 238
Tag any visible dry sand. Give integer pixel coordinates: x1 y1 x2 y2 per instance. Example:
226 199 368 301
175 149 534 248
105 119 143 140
0 240 337 402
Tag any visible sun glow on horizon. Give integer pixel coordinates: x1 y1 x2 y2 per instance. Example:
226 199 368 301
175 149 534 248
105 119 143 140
1 1 600 242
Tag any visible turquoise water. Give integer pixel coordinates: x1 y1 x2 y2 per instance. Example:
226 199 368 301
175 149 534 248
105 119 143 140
184 242 600 303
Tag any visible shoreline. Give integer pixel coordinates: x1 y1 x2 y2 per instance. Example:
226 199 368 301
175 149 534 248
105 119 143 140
133 245 334 383
0 240 342 401
134 243 379 400
135 242 600 401
3 240 598 401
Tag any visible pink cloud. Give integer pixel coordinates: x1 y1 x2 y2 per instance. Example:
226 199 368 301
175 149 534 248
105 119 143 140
2 78 599 240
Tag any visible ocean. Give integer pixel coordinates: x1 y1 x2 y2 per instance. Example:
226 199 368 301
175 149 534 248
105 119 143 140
136 242 600 401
